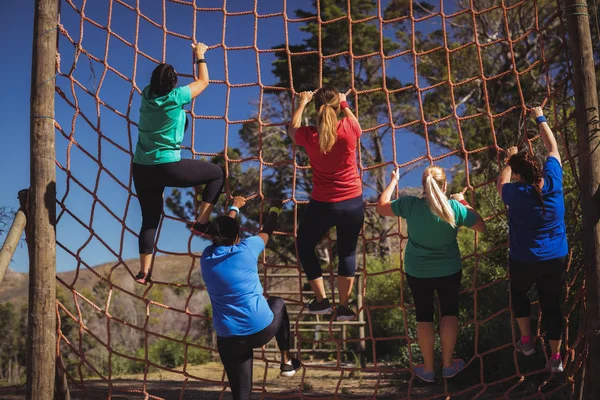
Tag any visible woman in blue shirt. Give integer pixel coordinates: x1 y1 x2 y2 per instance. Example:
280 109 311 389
132 42 225 284
497 107 568 373
201 197 301 400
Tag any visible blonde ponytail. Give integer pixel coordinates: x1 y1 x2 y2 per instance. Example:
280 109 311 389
422 166 456 228
313 87 340 153
317 104 338 153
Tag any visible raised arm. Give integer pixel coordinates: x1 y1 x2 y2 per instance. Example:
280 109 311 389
226 196 246 219
188 42 210 99
497 146 518 198
257 199 283 246
531 106 561 165
376 169 400 217
449 192 486 233
339 92 360 128
287 91 313 144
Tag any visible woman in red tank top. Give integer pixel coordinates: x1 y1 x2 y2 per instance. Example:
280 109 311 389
288 87 364 321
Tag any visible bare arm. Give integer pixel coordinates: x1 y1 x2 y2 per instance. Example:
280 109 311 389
450 193 486 233
188 42 210 99
339 92 360 127
496 146 517 197
531 106 561 165
376 169 399 217
287 91 313 144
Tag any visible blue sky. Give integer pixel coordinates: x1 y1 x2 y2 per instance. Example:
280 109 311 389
2 0 458 273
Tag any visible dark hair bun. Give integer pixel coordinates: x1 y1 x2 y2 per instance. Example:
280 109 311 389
211 216 240 246
150 63 177 97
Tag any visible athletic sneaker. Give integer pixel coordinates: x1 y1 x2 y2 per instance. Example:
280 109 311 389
306 297 333 314
335 305 356 321
191 221 214 238
134 271 151 285
516 338 535 356
443 359 466 378
549 358 564 373
413 364 435 383
280 358 302 377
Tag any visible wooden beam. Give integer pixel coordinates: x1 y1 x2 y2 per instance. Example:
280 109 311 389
27 0 59 399
565 1 600 399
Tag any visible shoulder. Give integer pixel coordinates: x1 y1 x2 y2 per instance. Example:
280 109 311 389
238 236 265 251
544 156 562 175
339 117 360 135
295 126 317 146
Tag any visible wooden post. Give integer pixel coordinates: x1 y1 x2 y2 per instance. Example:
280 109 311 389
565 1 600 399
0 190 28 285
27 0 58 399
356 274 366 368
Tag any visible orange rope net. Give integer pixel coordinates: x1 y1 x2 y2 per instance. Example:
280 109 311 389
52 0 587 398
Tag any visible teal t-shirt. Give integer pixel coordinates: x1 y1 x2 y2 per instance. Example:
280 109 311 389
133 85 192 165
391 196 477 278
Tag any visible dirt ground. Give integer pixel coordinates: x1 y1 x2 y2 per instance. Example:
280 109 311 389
0 360 571 399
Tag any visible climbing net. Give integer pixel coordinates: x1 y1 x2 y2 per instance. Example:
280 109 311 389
52 0 588 398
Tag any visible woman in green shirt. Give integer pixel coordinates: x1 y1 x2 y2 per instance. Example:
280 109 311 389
377 166 485 382
132 42 225 284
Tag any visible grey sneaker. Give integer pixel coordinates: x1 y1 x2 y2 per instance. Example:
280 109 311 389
549 358 564 372
306 297 333 314
516 338 535 356
335 305 356 321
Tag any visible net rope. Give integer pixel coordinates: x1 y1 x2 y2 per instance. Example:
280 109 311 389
51 0 588 398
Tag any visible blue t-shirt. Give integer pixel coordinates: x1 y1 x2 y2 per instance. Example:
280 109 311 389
502 156 568 262
200 236 274 337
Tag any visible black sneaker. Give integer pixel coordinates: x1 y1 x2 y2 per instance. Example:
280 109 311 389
280 358 302 377
306 297 333 314
335 305 356 321
191 221 214 238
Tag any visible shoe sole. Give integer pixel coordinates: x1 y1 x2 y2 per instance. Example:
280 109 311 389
308 307 333 315
414 374 435 383
335 315 356 321
280 369 300 377
443 369 464 379
517 347 535 356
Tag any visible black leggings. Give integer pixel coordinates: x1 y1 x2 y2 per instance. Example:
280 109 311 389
509 256 567 341
132 160 224 254
216 297 290 400
297 195 364 281
406 270 462 322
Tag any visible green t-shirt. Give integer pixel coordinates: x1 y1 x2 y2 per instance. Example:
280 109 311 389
391 196 477 278
133 85 192 165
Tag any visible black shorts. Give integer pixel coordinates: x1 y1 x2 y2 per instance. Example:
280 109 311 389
406 270 462 322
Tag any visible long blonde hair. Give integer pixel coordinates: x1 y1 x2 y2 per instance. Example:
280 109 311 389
422 165 455 228
314 87 340 153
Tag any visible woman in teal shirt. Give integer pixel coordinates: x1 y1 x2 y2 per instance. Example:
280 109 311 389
132 42 224 284
377 166 485 382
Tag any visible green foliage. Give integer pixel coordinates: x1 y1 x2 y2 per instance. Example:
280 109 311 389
139 338 211 370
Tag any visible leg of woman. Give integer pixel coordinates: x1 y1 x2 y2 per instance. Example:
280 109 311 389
509 259 538 346
243 297 301 376
133 163 165 280
536 256 567 357
297 200 334 303
161 159 225 224
334 197 364 308
436 270 462 369
217 337 254 400
406 274 436 373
